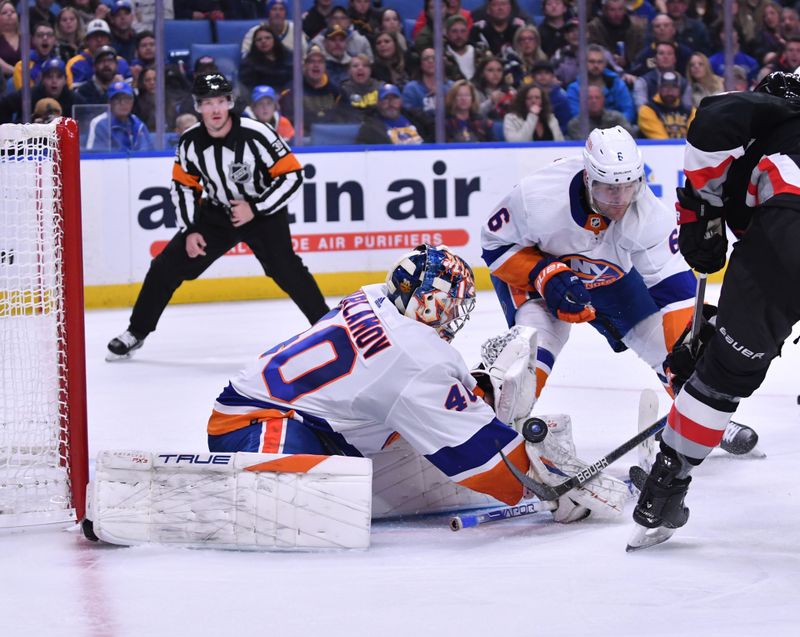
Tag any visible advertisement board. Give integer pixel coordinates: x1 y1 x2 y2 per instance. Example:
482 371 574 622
80 142 687 307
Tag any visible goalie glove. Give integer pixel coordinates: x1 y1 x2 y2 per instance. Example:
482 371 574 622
524 415 630 523
472 326 538 430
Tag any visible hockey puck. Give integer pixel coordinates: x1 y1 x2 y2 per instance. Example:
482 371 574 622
521 417 548 443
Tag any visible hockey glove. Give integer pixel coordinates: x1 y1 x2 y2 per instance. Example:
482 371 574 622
675 186 728 274
530 258 595 323
664 304 718 395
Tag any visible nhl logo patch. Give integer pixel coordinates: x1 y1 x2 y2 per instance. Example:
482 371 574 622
590 216 602 228
228 162 252 184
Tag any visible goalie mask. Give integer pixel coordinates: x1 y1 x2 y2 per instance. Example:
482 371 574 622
385 244 476 342
582 126 644 220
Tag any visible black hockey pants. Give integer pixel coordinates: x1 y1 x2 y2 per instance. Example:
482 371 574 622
695 206 800 398
128 207 330 336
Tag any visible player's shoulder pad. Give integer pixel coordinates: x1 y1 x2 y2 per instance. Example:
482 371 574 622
518 155 583 217
626 187 677 248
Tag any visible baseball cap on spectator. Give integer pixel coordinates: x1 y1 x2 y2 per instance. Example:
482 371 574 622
107 81 134 100
267 0 288 11
445 14 468 29
111 0 133 14
94 45 117 62
304 44 325 62
532 60 555 74
565 18 579 30
659 70 680 87
252 85 278 103
86 19 112 36
731 65 749 84
330 5 348 17
325 24 348 39
34 97 62 119
378 84 401 100
40 57 66 76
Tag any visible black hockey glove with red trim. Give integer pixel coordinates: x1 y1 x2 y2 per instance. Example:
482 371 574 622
675 186 728 274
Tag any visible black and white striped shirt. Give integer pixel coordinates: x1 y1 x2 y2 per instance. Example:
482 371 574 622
171 114 303 231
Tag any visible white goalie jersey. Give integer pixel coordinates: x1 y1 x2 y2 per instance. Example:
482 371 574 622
210 284 529 506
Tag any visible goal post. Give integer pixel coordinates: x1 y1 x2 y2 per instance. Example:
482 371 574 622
0 118 88 528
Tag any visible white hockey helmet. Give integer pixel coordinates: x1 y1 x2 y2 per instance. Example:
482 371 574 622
582 126 644 219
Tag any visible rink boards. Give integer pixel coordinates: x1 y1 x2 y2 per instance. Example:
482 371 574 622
78 141 693 308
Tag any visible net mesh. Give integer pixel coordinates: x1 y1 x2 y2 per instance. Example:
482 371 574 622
0 122 74 526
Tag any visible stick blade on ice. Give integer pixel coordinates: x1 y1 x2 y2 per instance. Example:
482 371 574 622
636 389 659 474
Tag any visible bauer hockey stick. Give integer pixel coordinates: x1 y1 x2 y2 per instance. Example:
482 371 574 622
689 273 707 355
449 500 558 531
498 416 668 501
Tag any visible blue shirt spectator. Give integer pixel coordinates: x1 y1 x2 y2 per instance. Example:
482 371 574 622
87 81 153 152
566 46 635 122
708 29 759 83
109 0 137 63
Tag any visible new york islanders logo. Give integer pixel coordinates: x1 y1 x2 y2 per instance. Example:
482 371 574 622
561 255 625 289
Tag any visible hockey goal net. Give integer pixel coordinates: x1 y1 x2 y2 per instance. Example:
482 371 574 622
0 118 88 528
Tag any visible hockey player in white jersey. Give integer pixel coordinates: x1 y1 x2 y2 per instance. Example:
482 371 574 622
82 245 631 550
207 244 628 522
480 126 757 449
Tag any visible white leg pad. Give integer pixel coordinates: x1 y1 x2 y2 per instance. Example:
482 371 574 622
87 450 372 550
370 438 498 518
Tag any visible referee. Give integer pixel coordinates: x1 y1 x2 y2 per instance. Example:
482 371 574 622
107 72 330 359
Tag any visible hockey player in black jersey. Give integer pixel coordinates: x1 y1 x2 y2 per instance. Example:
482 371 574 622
107 73 330 360
628 72 800 550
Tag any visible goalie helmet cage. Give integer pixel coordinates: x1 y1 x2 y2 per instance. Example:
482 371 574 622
0 118 88 528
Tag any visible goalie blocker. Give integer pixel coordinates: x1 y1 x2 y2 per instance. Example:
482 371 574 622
85 450 372 550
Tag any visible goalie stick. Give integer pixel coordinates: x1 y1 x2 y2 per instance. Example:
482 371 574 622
449 500 558 531
498 416 668 501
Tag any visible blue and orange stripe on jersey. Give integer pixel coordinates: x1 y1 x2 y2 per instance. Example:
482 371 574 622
424 418 528 505
211 383 362 456
483 244 545 291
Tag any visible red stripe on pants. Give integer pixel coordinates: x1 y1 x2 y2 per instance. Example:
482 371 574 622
667 404 726 448
261 418 286 453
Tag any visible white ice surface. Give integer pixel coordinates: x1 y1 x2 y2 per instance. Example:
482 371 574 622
2 287 799 637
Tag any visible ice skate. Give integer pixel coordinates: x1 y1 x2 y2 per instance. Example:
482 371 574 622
720 421 762 456
106 330 145 361
626 450 691 552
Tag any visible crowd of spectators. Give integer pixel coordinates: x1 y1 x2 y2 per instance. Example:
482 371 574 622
2 0 800 149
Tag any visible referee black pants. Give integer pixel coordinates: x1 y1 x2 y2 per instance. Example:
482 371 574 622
696 206 800 398
128 208 330 336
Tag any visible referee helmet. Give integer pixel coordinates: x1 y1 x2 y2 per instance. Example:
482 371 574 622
192 72 234 109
